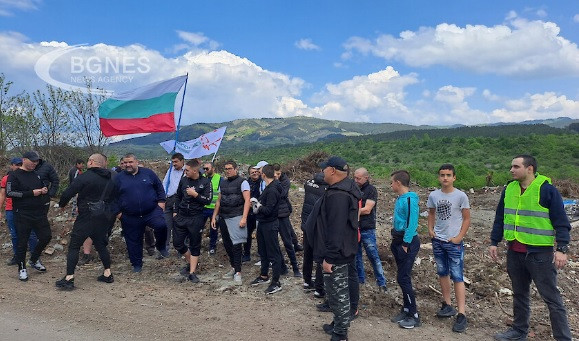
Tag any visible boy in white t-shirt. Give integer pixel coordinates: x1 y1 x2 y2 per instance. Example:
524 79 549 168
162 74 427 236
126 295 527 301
427 164 470 333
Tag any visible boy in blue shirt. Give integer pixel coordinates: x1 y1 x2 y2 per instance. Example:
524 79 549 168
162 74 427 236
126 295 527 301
389 170 421 329
427 164 470 333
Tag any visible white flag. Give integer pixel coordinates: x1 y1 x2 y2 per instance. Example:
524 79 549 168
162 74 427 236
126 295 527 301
160 126 227 159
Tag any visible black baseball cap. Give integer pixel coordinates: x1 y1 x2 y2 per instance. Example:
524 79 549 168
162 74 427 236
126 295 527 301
319 156 348 172
10 157 22 165
22 151 40 162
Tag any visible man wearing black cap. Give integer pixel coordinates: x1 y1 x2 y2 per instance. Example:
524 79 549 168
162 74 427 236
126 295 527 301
1 157 38 265
305 156 361 341
32 151 60 201
6 151 52 281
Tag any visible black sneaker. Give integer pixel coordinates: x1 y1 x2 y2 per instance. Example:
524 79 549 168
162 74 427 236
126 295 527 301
436 302 457 317
293 270 303 278
322 322 334 335
303 282 315 292
97 274 114 283
6 256 17 266
55 277 75 290
78 253 93 265
313 290 325 299
330 332 348 341
317 301 332 312
399 313 421 329
264 282 282 295
250 276 269 286
146 247 156 256
493 327 527 340
28 259 46 272
179 265 190 276
242 254 251 263
452 313 467 333
187 273 200 283
391 309 408 323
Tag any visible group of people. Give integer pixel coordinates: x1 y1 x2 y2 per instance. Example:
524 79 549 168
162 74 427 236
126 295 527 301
0 151 572 341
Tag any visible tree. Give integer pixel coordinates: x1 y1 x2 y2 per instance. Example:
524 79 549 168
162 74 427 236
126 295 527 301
0 73 15 155
66 80 109 153
33 85 71 159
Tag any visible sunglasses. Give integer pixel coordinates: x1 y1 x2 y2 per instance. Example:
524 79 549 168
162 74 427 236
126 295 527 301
203 167 209 170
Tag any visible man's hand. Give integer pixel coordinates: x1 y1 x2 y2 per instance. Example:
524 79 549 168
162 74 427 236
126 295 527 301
322 260 333 273
553 251 567 270
449 236 463 244
402 245 408 253
428 229 435 239
211 217 217 230
116 213 122 220
489 245 499 262
186 187 198 197
158 202 165 210
239 217 247 228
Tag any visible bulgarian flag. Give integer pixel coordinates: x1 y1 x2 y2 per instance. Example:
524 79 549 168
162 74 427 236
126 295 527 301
98 75 187 137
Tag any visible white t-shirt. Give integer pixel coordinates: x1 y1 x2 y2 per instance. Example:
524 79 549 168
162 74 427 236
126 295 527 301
427 188 470 241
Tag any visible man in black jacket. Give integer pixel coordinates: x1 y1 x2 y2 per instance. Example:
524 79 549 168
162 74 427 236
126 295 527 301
273 164 302 278
55 153 116 290
6 151 52 282
34 153 60 200
172 159 212 283
301 173 327 295
306 156 361 341
249 164 284 294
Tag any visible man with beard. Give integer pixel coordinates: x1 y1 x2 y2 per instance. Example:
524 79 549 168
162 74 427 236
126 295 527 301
211 161 250 285
114 153 168 272
203 161 221 255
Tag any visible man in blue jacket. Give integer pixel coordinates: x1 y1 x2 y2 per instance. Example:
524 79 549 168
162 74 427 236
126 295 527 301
114 153 168 272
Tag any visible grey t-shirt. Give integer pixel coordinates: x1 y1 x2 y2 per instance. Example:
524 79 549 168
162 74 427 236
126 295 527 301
427 188 470 241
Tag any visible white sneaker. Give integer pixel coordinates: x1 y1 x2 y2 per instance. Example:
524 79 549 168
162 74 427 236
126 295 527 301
254 260 261 266
19 268 28 281
233 273 242 285
222 268 235 279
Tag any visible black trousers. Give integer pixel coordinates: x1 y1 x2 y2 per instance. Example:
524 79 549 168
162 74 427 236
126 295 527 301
278 217 299 271
66 212 113 275
391 235 420 315
218 217 242 273
303 232 324 292
15 208 52 269
244 214 257 257
256 220 283 283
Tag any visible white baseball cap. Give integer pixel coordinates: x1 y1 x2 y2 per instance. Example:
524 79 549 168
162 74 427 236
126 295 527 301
252 160 268 169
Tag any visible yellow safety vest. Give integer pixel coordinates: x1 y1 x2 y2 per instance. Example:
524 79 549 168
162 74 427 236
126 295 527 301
204 173 220 210
503 173 555 246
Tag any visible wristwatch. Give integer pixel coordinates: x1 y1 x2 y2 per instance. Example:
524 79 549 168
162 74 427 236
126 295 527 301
556 245 569 254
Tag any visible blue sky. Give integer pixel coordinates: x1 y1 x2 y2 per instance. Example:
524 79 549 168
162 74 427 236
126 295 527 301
0 0 577 126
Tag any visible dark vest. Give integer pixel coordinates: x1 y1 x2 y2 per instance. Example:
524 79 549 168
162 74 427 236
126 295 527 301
219 175 245 218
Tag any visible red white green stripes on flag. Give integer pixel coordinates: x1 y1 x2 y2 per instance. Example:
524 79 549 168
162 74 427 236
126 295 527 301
98 75 188 137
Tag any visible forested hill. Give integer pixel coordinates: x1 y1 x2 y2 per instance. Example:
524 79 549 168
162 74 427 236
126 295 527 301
111 116 432 149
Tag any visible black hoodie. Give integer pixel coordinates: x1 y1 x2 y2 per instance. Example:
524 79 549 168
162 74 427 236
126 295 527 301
306 176 362 265
34 159 60 197
300 172 328 231
59 167 115 214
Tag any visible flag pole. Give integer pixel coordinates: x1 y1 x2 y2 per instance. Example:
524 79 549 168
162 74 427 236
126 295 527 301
165 73 188 194
172 73 189 153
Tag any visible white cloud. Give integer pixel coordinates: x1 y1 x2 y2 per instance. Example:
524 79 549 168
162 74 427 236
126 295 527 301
0 31 576 129
295 38 321 51
536 9 547 18
0 31 305 124
491 92 579 122
574 14 579 23
343 15 579 78
0 0 40 16
174 30 220 52
309 67 419 122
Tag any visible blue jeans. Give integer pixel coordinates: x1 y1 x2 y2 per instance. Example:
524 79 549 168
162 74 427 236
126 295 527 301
5 210 37 256
507 249 571 340
355 229 386 287
432 238 464 282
